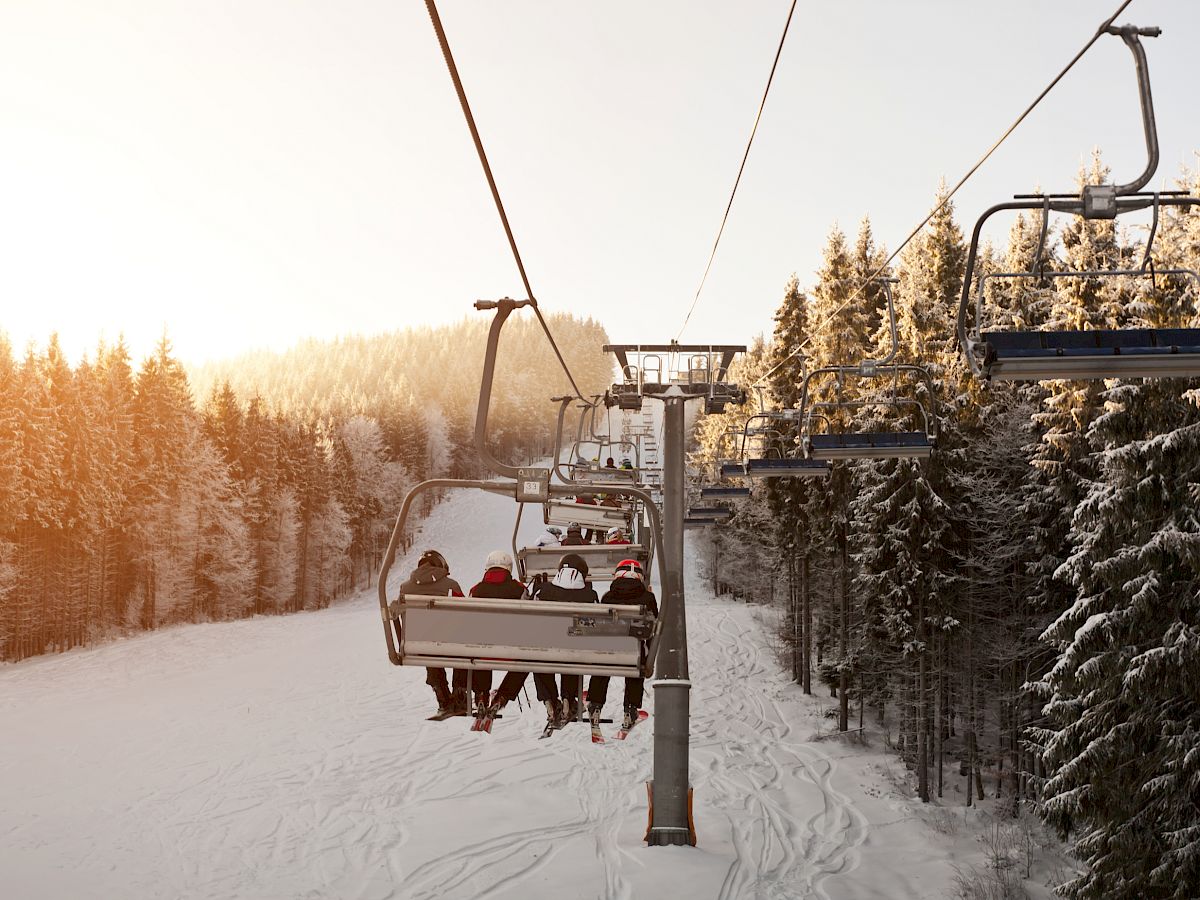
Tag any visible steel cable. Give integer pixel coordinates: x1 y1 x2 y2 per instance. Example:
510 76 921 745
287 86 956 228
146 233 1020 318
676 0 799 341
424 0 587 400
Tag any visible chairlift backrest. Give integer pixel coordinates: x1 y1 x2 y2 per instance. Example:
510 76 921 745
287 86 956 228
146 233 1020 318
392 594 647 678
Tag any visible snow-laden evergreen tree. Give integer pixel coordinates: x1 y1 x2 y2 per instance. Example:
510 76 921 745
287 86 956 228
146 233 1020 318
801 222 882 729
1024 157 1119 637
1034 166 1200 900
850 192 964 799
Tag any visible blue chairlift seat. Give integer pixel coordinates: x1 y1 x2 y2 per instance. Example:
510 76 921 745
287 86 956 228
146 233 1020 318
700 486 752 498
806 432 933 461
744 457 831 479
979 328 1200 380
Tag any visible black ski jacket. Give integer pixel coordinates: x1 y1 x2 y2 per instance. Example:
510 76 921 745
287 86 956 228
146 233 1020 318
534 581 599 604
399 563 463 597
601 578 659 617
469 568 527 600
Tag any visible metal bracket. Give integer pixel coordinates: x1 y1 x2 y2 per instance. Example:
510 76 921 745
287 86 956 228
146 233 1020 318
516 467 551 503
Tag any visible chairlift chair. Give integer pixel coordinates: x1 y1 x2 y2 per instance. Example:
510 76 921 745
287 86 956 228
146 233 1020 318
699 485 752 499
956 24 1200 381
799 279 940 461
379 299 665 683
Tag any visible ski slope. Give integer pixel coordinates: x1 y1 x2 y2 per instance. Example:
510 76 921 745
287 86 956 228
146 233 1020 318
1 486 1045 899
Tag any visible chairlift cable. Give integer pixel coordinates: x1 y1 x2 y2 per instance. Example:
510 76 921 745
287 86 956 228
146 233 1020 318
676 0 799 342
424 0 587 400
753 0 1137 390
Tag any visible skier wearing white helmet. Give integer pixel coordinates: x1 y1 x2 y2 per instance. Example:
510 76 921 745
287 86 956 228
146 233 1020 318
461 551 527 710
533 525 563 548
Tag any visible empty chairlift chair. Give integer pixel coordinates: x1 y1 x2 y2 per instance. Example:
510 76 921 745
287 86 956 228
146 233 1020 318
797 280 939 462
957 24 1200 381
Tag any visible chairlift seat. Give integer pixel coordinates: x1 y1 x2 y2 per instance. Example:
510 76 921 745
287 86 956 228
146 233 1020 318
700 486 752 498
578 467 640 485
719 463 749 478
744 458 831 479
517 543 650 581
544 499 632 530
979 328 1200 380
389 595 648 677
806 432 933 461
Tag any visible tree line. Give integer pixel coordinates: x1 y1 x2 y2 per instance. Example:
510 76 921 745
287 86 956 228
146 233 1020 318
693 157 1200 899
0 311 611 664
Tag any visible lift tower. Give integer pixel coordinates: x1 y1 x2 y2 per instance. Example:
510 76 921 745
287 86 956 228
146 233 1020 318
604 342 746 847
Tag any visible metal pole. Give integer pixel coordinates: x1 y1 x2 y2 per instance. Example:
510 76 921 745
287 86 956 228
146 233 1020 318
648 394 692 847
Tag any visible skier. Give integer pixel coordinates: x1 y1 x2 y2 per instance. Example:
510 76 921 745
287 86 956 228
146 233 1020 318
587 558 659 731
398 549 465 717
562 522 587 546
604 456 616 468
533 525 563 548
605 526 630 545
620 457 634 470
461 550 527 711
484 553 598 731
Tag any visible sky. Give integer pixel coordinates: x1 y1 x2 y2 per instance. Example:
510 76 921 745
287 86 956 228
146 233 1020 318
1 0 1198 367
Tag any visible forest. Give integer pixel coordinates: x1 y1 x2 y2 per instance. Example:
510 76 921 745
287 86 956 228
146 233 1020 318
0 311 611 663
693 157 1200 899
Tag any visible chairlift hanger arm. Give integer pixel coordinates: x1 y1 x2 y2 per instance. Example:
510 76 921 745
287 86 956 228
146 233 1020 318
474 298 536 481
1106 24 1160 196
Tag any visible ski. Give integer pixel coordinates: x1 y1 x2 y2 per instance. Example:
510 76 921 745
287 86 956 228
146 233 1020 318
429 711 500 723
614 710 649 740
538 720 558 740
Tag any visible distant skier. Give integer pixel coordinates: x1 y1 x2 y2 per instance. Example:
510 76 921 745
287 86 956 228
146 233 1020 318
533 525 563 548
605 526 630 545
620 457 634 470
484 553 598 730
462 550 527 710
587 558 659 731
604 457 616 468
398 549 465 716
562 522 587 546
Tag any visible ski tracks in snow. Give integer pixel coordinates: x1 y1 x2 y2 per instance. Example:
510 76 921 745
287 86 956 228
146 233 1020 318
0 485 886 900
689 602 869 900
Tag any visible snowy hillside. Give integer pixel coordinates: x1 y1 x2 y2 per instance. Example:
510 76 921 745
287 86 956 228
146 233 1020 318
1 486 1058 899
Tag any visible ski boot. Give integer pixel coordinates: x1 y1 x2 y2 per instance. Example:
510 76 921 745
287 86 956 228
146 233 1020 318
562 697 581 726
450 688 469 715
432 685 455 719
621 705 638 731
588 701 605 744
539 699 563 739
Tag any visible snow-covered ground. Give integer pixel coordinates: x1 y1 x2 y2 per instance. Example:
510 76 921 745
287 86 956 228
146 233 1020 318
1 486 1060 899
